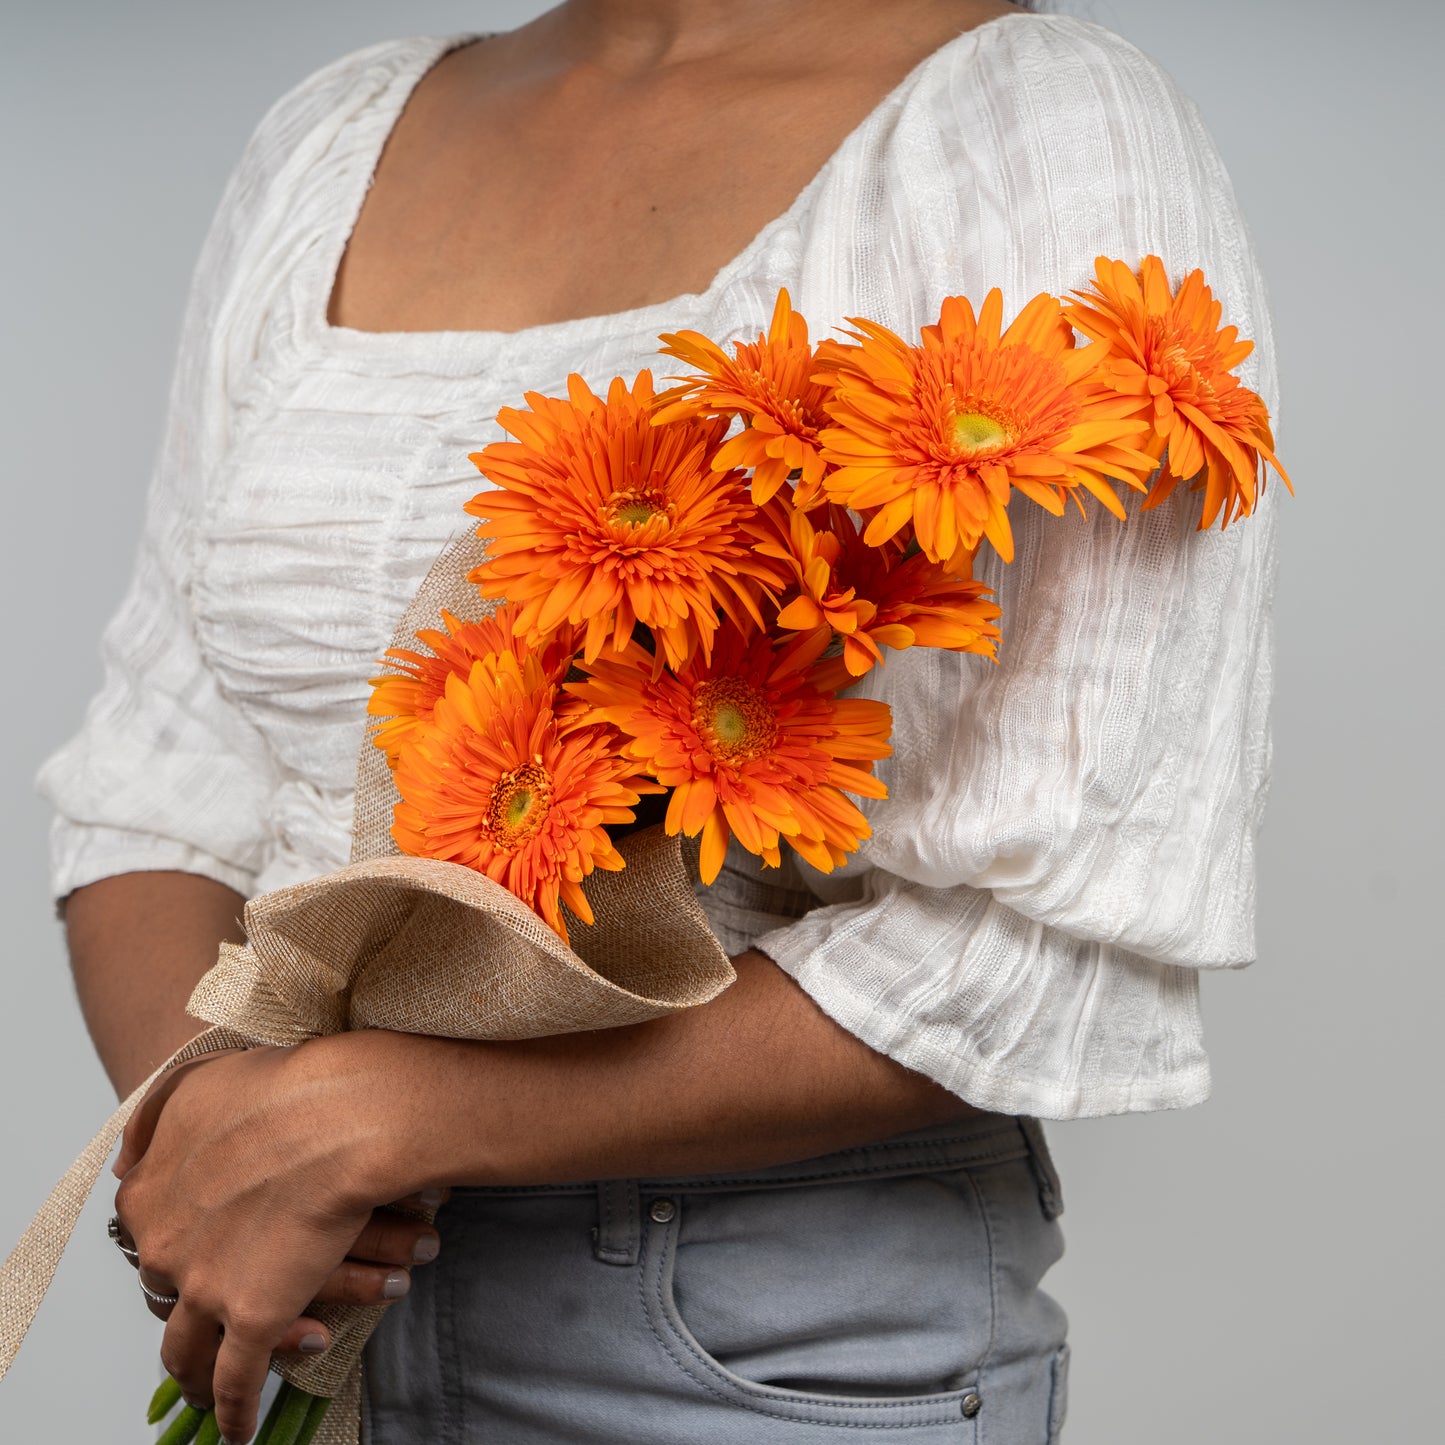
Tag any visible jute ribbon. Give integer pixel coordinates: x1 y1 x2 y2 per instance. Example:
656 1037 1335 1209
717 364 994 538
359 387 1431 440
0 530 735 1443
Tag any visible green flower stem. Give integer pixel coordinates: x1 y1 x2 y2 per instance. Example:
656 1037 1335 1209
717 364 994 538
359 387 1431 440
141 1371 324 1445
252 1384 291 1445
146 1375 184 1426
155 1404 206 1445
257 1382 313 1445
291 1393 332 1445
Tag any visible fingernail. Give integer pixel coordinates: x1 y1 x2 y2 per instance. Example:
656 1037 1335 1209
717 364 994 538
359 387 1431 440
299 1332 328 1354
382 1270 410 1299
411 1234 440 1265
418 1188 445 1210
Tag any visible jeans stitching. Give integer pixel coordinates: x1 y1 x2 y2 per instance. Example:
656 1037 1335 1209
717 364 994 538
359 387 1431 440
595 1180 641 1265
1018 1119 1064 1221
957 1167 1000 1441
438 1209 466 1445
1046 1345 1070 1444
639 1207 976 1429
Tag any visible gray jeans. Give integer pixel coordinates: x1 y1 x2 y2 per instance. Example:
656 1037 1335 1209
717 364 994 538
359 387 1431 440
362 1113 1069 1443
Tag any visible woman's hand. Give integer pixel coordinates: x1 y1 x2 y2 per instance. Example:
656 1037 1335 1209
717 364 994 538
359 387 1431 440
111 1044 425 1443
114 1051 444 1334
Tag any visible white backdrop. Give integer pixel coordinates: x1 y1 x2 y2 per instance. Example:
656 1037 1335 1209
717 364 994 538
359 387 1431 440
1 2 1438 1441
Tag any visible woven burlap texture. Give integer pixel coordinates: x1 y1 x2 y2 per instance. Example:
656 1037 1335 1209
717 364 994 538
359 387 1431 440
0 529 734 1445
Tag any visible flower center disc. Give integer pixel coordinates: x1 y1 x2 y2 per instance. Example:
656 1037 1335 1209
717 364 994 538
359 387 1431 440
950 409 1012 458
487 761 553 846
694 678 778 762
745 370 823 438
1145 321 1209 392
608 491 669 528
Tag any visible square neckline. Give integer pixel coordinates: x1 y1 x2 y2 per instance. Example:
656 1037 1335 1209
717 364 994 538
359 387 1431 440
305 9 1036 362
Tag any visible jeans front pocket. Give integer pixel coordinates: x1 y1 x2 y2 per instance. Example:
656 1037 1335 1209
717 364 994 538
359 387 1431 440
640 1171 992 1432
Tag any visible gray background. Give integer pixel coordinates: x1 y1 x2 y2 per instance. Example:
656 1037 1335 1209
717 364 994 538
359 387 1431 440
1 1 1437 1440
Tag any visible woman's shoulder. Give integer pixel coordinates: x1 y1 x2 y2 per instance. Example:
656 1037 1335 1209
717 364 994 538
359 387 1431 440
911 11 1244 262
931 11 1208 160
790 11 1272 401
846 11 1234 244
230 36 464 201
948 16 1278 420
248 35 459 158
967 12 1193 101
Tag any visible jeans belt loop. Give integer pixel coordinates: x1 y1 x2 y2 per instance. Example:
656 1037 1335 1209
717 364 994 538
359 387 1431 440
592 1179 641 1265
1019 1117 1065 1221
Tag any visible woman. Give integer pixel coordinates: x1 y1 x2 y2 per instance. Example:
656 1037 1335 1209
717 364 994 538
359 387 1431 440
39 0 1279 1441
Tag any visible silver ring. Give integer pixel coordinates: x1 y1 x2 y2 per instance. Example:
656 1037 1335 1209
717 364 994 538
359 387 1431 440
138 1278 179 1308
107 1214 141 1267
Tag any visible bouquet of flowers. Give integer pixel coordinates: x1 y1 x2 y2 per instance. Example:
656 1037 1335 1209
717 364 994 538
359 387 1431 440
0 257 1287 1445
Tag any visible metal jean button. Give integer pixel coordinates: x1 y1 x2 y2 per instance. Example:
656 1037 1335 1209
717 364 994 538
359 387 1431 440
648 1197 676 1224
961 1392 982 1419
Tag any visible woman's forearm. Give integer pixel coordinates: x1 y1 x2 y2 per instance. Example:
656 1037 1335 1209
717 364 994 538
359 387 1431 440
300 949 979 1201
64 870 247 1097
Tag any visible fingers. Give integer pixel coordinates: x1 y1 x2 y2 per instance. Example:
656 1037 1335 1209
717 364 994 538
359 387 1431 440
152 1294 331 1440
347 1210 440 1267
274 1316 332 1357
300 1201 443 1304
211 1320 276 1445
309 1257 412 1306
110 1215 141 1271
137 1263 179 1323
159 1299 221 1412
389 1186 452 1213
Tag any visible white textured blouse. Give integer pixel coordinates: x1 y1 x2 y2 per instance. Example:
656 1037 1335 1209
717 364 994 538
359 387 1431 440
36 12 1280 1120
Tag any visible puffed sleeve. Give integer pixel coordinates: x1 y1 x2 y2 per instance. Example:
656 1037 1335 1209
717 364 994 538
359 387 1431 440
32 47 405 902
732 17 1282 1118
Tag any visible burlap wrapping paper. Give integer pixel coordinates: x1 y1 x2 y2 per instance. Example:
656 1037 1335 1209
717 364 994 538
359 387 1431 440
0 529 735 1443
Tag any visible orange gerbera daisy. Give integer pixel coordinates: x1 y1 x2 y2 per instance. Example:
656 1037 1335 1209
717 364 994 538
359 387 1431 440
654 288 834 506
763 507 1002 677
466 372 783 672
571 625 892 884
390 651 656 942
367 604 580 764
1064 255 1291 528
818 291 1157 566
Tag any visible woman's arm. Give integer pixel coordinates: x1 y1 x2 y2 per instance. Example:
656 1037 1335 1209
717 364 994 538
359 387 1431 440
324 947 977 1192
65 871 246 1098
73 869 446 1415
114 949 974 1441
